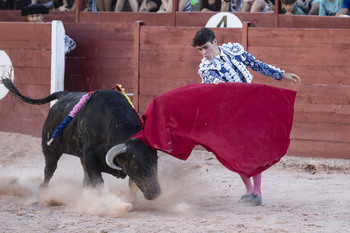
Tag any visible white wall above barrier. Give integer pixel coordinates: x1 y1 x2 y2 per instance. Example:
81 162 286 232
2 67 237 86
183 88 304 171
50 20 65 107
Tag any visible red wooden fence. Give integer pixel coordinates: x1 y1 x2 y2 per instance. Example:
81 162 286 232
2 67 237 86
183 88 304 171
0 23 51 136
0 21 349 159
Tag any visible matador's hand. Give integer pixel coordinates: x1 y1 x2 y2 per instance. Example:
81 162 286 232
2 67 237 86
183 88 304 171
282 73 301 84
213 79 225 84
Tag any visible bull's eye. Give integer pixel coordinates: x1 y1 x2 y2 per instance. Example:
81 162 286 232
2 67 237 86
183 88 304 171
130 160 139 170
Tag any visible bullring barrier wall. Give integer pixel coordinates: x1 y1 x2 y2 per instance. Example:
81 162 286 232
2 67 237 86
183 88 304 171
0 22 349 159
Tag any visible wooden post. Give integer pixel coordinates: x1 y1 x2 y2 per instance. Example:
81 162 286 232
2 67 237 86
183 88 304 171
274 0 280 28
133 21 142 111
171 0 179 26
242 22 249 51
75 0 81 23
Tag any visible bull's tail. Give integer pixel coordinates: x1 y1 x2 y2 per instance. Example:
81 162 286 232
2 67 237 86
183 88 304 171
0 78 67 105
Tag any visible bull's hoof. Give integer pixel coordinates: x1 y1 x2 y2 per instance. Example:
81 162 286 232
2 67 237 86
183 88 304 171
39 183 48 189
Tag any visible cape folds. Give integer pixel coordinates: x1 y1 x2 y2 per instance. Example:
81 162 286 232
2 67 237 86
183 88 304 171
133 83 296 177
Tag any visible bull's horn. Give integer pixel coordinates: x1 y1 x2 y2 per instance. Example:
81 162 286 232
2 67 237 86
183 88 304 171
105 144 127 171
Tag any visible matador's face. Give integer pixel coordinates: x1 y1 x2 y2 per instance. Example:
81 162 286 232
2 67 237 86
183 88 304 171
195 39 220 60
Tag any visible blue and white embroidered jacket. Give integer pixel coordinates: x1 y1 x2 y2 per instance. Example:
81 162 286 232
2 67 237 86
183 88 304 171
198 43 284 84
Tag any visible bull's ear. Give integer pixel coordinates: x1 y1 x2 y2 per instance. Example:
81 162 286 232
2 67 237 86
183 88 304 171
105 144 127 170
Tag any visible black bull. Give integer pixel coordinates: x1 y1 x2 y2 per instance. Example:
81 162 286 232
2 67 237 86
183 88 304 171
1 78 161 200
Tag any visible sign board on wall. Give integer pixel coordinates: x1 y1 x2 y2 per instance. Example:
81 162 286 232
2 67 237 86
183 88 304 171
0 50 14 101
205 12 243 28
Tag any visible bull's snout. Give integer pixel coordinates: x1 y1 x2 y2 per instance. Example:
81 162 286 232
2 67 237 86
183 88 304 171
144 186 161 200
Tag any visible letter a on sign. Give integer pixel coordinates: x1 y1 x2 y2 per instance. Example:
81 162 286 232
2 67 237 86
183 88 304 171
205 12 243 28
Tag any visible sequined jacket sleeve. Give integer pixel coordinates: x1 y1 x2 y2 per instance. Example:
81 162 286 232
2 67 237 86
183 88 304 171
64 35 76 54
241 51 284 81
198 43 284 84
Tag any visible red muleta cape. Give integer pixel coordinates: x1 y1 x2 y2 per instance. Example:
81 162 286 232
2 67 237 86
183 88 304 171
133 83 296 177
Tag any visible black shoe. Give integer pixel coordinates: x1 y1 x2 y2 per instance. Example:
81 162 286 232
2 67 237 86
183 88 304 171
248 193 262 206
240 193 253 203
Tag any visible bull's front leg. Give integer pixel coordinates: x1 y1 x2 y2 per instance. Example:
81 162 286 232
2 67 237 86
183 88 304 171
79 157 92 186
82 147 104 188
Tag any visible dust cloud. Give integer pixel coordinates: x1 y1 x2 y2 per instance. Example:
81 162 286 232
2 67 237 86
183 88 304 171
38 180 132 217
0 132 204 217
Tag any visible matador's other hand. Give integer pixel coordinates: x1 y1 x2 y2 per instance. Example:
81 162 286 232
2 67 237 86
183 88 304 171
282 73 301 84
213 79 225 84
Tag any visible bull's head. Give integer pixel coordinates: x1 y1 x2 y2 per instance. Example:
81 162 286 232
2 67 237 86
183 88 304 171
106 138 161 200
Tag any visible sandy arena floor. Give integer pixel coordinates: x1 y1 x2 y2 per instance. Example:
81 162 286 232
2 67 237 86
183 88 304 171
0 132 349 233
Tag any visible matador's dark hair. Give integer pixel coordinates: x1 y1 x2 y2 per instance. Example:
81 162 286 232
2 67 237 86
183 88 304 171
192 28 216 47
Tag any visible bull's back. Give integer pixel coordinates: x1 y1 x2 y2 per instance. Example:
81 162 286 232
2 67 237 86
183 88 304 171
41 90 141 156
79 90 142 142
